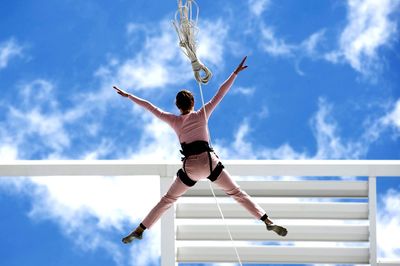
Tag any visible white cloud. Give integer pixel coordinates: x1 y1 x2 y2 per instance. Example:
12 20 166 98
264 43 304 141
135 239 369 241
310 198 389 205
126 22 146 35
10 107 70 152
30 175 160 233
0 144 18 160
19 79 55 106
215 119 308 160
327 0 400 74
257 105 269 119
126 114 181 160
260 25 294 57
232 86 255 96
0 38 23 69
248 0 271 17
377 188 400 259
13 175 160 266
382 99 400 133
95 24 183 93
252 0 399 77
96 18 229 95
219 95 399 162
301 29 326 57
4 80 72 155
82 139 115 160
197 19 229 67
363 99 400 142
258 25 328 76
217 98 366 161
295 30 327 76
310 98 365 159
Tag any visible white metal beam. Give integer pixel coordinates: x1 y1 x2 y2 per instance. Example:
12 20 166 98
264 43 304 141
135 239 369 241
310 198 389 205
185 180 368 197
177 246 369 263
369 176 378 266
378 259 400 266
177 224 369 241
176 202 368 219
160 176 177 266
0 160 399 176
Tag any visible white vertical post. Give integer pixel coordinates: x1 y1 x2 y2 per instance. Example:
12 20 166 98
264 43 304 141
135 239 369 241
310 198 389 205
160 168 177 266
369 176 377 266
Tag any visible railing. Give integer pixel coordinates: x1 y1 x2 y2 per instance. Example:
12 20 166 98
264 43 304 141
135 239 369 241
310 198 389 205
1 160 399 266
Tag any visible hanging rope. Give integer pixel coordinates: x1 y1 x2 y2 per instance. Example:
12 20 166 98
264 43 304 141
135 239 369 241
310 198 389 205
197 82 243 266
173 1 242 264
172 0 212 84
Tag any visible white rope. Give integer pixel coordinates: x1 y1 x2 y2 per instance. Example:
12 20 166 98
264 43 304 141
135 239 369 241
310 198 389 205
197 82 243 266
172 1 242 264
172 0 212 84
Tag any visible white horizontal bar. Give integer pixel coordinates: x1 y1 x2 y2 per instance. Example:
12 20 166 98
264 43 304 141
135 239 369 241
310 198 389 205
176 224 369 241
224 160 400 176
176 202 368 219
0 160 175 176
185 180 368 197
177 246 369 263
0 160 399 176
378 259 400 266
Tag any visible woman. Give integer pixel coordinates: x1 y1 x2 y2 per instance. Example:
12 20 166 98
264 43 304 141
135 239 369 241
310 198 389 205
113 56 287 243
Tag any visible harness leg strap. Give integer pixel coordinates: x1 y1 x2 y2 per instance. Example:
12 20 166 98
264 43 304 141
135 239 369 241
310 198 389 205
177 169 197 187
207 162 224 182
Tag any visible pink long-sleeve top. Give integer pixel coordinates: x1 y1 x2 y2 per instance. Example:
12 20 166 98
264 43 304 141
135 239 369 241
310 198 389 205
127 73 237 144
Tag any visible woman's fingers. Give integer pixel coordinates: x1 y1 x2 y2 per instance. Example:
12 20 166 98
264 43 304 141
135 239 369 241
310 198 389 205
113 86 129 97
234 56 248 74
240 56 247 67
113 86 121 93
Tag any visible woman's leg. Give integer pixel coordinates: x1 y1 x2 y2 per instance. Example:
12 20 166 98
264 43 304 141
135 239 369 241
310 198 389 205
142 176 190 229
213 169 266 220
122 176 190 243
213 169 287 236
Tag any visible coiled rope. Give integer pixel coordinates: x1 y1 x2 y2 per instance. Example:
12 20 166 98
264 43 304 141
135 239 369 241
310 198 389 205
172 0 212 84
173 1 242 265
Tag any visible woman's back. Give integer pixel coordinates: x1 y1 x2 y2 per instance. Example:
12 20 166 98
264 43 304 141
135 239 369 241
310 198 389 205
172 110 208 144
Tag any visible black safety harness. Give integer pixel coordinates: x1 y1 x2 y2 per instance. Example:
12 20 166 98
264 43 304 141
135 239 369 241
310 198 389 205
177 140 224 187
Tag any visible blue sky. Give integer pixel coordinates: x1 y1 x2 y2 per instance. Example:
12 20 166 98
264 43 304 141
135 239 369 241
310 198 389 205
0 0 399 265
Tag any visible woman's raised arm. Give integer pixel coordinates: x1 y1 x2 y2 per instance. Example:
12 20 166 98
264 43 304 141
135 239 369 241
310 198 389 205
113 86 176 125
203 56 248 117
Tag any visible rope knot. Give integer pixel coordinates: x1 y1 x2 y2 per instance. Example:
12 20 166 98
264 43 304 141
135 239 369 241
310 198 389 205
191 58 212 84
191 59 202 72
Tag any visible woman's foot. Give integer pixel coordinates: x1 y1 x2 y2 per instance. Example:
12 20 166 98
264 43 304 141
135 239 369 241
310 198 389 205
122 231 143 244
266 224 288 237
264 217 288 237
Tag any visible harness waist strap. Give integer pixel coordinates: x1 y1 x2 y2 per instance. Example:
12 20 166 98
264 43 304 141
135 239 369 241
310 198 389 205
180 140 213 157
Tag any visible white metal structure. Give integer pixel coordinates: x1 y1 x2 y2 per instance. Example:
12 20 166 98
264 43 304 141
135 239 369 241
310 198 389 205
1 160 399 265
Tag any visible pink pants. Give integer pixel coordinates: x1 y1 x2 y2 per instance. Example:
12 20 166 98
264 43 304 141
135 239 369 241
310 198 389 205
142 152 266 228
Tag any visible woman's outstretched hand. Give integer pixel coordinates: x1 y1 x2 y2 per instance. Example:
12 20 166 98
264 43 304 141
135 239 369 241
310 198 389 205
234 56 248 74
113 86 130 98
